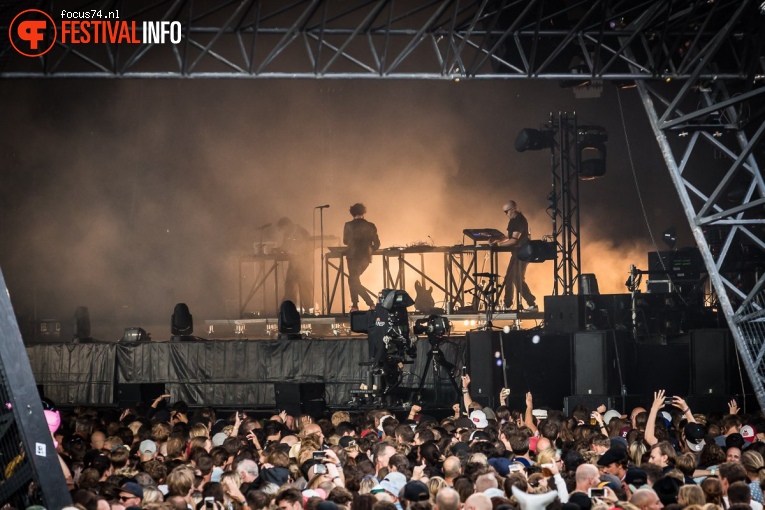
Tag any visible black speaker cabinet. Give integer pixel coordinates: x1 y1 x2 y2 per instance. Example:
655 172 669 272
690 329 731 395
564 395 618 416
545 295 632 333
573 330 629 396
467 330 572 410
544 295 583 333
114 383 166 408
466 331 501 409
274 383 326 416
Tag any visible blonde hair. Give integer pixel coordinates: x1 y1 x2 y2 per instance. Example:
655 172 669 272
628 441 647 467
536 448 559 466
142 485 164 504
331 411 351 427
188 423 209 439
678 485 706 507
427 477 447 500
358 476 378 494
741 450 765 483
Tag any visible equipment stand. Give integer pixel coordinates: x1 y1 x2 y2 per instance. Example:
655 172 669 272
413 342 461 403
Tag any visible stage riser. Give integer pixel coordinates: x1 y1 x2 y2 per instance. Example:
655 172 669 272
26 329 751 411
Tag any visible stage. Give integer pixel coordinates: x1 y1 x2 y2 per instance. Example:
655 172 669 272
25 327 752 415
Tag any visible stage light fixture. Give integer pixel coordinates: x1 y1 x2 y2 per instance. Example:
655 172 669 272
73 306 93 343
560 58 592 89
516 240 556 262
171 303 194 341
121 327 150 342
580 274 600 295
515 128 554 152
278 300 302 339
662 227 677 250
577 126 608 179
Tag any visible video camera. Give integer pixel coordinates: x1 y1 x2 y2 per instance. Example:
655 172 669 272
351 289 417 365
413 314 451 343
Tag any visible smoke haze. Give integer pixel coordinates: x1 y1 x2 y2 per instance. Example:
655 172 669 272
0 78 689 339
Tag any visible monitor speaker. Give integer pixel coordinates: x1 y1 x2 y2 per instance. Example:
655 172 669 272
690 329 730 395
114 383 166 408
274 383 326 416
573 330 629 396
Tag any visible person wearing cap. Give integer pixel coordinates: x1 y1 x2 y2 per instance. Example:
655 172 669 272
683 422 706 454
379 471 407 505
597 447 629 481
401 480 430 508
139 439 158 463
118 481 143 508
469 410 489 429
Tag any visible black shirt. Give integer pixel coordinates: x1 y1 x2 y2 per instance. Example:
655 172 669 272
343 218 380 262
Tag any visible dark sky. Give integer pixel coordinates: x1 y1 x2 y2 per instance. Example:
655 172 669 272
0 77 694 339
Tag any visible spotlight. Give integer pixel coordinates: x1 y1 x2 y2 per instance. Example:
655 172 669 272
577 126 608 179
73 306 93 343
515 128 554 152
121 327 150 343
171 303 194 341
559 58 591 88
278 300 302 340
662 227 677 250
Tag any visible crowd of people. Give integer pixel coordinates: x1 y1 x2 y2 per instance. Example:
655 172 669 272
26 385 765 510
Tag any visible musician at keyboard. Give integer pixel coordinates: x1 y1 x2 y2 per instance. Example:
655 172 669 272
493 200 538 312
277 217 313 312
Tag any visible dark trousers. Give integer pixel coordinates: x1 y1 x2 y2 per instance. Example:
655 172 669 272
503 255 536 308
284 259 313 311
348 257 374 307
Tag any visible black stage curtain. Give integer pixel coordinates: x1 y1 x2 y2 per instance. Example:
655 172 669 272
27 337 463 406
26 343 116 404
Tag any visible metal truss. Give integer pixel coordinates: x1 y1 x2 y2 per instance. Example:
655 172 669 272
0 0 763 79
624 0 765 407
0 269 71 508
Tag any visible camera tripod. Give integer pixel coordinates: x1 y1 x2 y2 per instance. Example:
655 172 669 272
473 272 504 330
412 337 461 403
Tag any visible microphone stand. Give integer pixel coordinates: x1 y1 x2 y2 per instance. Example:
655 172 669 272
319 207 326 315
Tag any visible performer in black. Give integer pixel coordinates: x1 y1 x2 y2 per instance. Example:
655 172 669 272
276 217 313 312
343 203 380 312
497 200 537 311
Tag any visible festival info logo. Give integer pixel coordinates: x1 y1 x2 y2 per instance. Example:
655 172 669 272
9 8 182 57
9 9 56 57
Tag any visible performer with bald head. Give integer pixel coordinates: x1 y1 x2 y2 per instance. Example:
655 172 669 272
496 199 537 311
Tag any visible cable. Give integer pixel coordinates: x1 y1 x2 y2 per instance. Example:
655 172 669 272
616 89 663 258
617 89 690 311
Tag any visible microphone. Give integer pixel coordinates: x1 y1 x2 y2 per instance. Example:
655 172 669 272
315 204 330 209
256 223 271 230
